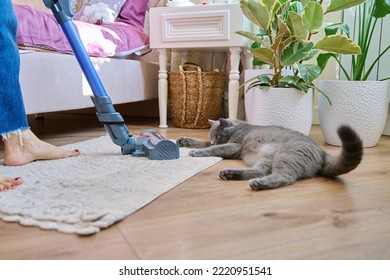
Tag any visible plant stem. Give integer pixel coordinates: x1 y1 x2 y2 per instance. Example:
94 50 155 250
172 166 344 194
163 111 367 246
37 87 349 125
362 43 390 80
353 2 376 80
335 55 351 80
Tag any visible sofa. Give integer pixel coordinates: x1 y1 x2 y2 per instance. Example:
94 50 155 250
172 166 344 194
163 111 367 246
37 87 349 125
14 0 161 115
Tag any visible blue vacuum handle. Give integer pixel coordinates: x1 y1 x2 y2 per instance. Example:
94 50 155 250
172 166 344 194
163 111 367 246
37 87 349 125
43 0 134 150
43 0 73 24
43 0 180 160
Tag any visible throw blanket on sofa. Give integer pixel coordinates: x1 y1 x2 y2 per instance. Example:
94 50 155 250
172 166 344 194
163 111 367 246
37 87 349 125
14 0 149 57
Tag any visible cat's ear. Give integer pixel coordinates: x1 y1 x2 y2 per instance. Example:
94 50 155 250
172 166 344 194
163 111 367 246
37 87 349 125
219 118 234 128
208 119 218 126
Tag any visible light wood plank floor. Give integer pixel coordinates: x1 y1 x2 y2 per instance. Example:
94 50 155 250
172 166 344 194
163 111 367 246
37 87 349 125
1 111 389 260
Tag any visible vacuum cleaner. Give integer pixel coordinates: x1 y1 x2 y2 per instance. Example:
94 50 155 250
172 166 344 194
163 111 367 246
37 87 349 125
43 0 179 160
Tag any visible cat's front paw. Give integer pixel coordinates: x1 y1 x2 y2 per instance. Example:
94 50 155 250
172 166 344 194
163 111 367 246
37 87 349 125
219 169 236 180
176 137 194 148
189 150 208 157
249 178 276 191
249 178 269 191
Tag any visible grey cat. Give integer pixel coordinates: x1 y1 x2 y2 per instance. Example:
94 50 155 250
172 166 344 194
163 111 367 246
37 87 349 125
176 118 363 190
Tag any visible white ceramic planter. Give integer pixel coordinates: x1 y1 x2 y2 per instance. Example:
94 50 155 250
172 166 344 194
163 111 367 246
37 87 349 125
318 80 390 147
244 69 313 135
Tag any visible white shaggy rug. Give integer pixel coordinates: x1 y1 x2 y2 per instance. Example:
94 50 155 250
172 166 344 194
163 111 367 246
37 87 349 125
0 135 221 235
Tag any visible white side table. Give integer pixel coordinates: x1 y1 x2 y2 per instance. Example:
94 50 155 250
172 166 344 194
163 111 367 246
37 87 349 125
149 3 252 128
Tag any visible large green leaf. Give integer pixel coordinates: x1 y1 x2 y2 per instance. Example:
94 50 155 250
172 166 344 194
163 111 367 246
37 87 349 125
240 0 271 30
297 63 321 84
253 58 268 66
236 30 269 47
289 1 305 14
277 16 291 39
314 35 362 54
300 0 311 7
323 22 350 36
325 0 366 13
287 12 308 40
277 76 311 93
246 75 274 91
271 0 282 16
271 34 283 51
281 41 314 66
302 2 324 33
250 41 268 66
302 49 320 61
277 75 302 87
316 53 338 73
372 0 390 18
262 0 279 15
251 47 275 65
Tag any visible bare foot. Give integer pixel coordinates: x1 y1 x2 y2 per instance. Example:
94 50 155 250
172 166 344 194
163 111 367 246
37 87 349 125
3 129 79 166
0 175 23 191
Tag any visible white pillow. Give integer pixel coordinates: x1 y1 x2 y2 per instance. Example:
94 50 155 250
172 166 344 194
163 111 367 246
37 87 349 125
71 0 127 25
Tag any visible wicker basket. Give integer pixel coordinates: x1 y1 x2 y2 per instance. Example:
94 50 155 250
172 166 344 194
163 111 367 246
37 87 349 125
168 63 226 128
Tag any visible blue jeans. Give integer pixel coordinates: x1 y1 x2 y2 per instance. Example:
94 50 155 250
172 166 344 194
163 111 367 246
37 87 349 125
0 0 29 138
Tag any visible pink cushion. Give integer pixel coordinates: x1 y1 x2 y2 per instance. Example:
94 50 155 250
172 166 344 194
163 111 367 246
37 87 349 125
14 4 149 57
115 0 148 31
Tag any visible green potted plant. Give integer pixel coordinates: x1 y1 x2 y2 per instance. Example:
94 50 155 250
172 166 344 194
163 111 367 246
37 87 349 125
317 0 390 147
237 0 363 135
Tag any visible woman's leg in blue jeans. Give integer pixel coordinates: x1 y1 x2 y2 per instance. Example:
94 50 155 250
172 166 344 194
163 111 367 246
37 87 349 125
0 0 29 136
1 0 79 191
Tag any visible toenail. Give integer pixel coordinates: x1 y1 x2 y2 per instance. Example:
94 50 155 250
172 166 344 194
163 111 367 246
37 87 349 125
14 177 21 180
74 149 79 152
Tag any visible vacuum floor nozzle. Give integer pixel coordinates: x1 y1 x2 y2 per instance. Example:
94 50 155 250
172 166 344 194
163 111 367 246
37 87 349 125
131 130 180 160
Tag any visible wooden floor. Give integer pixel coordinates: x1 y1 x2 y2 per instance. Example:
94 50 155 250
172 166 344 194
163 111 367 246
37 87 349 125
1 111 390 260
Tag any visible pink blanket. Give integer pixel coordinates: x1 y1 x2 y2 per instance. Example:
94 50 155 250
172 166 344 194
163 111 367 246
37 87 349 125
14 4 149 57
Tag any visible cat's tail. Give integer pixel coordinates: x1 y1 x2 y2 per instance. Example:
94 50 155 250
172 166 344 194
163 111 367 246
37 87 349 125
321 125 363 177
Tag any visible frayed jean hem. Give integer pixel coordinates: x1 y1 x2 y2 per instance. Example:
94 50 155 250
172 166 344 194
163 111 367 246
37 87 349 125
1 127 30 145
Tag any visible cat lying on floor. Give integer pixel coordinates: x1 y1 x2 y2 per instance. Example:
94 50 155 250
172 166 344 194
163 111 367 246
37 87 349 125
176 118 363 190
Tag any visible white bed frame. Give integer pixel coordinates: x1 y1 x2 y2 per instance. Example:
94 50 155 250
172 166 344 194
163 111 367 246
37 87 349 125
19 51 159 114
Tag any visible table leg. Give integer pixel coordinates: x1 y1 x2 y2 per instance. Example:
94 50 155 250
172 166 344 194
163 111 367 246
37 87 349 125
242 48 253 70
228 47 242 120
157 48 168 128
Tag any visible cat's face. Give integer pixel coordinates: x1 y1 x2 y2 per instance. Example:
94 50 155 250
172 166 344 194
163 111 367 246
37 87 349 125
208 118 236 145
